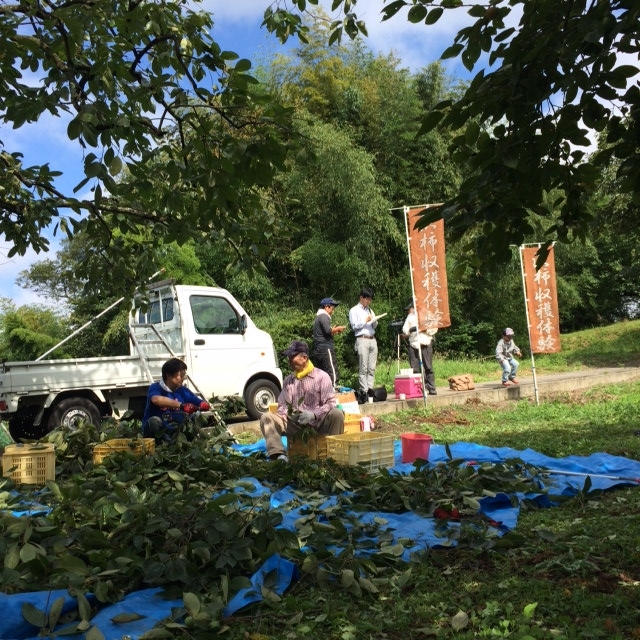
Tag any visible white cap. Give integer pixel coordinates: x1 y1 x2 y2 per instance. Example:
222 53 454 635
504 327 514 336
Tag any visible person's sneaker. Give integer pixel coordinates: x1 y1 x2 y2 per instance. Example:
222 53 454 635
510 378 519 384
502 381 511 387
428 391 437 396
269 453 289 462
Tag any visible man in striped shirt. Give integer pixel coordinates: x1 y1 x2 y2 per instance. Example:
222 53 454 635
259 340 345 461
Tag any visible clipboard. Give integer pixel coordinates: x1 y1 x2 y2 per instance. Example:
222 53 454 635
369 312 388 323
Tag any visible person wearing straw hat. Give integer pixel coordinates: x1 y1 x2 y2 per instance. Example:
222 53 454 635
402 301 438 395
312 297 345 386
496 328 522 387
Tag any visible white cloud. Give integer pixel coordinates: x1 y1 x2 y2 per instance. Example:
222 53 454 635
0 240 59 308
202 0 473 74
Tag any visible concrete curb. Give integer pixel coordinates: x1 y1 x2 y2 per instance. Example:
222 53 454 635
227 366 640 435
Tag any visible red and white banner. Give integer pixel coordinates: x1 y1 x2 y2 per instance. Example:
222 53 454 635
406 207 451 329
522 246 561 353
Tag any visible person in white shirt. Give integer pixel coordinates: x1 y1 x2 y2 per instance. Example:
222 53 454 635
403 302 438 396
348 287 378 401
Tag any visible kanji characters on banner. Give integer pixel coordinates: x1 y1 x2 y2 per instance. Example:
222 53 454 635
406 207 451 329
522 246 561 353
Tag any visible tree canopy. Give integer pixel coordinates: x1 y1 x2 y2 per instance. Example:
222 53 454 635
263 0 640 265
4 2 640 364
1 0 293 296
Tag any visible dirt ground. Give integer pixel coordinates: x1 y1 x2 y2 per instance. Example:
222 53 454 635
372 404 476 437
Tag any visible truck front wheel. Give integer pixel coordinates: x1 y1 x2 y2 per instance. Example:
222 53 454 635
244 380 279 420
48 398 103 431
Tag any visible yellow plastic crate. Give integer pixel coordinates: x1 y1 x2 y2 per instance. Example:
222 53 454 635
326 432 395 471
2 443 56 486
93 438 155 464
287 434 328 460
343 413 362 434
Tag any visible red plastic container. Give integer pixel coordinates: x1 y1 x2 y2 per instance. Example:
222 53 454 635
394 375 423 399
400 433 433 463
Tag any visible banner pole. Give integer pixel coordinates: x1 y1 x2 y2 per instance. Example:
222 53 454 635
403 206 427 410
519 245 540 405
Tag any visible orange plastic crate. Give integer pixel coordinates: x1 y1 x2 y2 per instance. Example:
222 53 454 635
2 443 56 486
343 413 362 434
287 434 328 460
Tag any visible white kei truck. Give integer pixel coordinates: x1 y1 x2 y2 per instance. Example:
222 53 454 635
0 280 283 439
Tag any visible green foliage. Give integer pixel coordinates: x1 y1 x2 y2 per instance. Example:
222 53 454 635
2 0 294 295
0 300 70 361
8 1 640 367
255 307 314 371
264 0 640 270
4 323 640 637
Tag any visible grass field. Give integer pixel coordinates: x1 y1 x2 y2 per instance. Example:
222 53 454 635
231 321 640 639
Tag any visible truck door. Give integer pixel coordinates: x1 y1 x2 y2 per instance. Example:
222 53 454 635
185 293 261 400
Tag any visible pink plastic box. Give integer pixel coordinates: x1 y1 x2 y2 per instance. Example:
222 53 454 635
394 375 423 399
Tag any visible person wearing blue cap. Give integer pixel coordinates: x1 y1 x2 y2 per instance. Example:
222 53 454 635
312 297 346 386
259 340 344 461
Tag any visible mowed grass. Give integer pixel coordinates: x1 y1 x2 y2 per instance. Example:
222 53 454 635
376 318 640 389
374 382 640 460
231 323 640 640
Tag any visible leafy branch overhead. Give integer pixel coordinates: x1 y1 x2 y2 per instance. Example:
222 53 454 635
264 0 640 264
1 0 293 295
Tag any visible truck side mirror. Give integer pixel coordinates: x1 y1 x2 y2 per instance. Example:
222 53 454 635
240 314 248 335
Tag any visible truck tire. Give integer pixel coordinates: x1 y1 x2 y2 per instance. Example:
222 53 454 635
244 380 279 420
47 397 103 431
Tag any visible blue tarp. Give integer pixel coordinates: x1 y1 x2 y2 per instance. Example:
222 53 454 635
2 439 640 639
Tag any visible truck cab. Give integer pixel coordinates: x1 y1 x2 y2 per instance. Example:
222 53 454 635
132 282 283 419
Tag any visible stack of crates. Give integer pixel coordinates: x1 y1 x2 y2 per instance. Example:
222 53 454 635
343 413 362 433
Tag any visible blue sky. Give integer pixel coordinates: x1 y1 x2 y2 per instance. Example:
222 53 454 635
1 1 473 307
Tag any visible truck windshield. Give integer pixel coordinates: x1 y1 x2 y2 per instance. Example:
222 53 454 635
190 296 240 335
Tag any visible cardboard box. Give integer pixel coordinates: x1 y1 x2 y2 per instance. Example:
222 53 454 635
3 443 56 486
394 375 423 399
336 391 360 415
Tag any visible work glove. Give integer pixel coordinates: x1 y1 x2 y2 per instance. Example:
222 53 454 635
180 403 198 414
297 410 315 425
199 402 211 411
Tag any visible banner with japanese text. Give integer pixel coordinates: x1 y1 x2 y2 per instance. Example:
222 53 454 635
522 246 561 353
406 207 451 329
